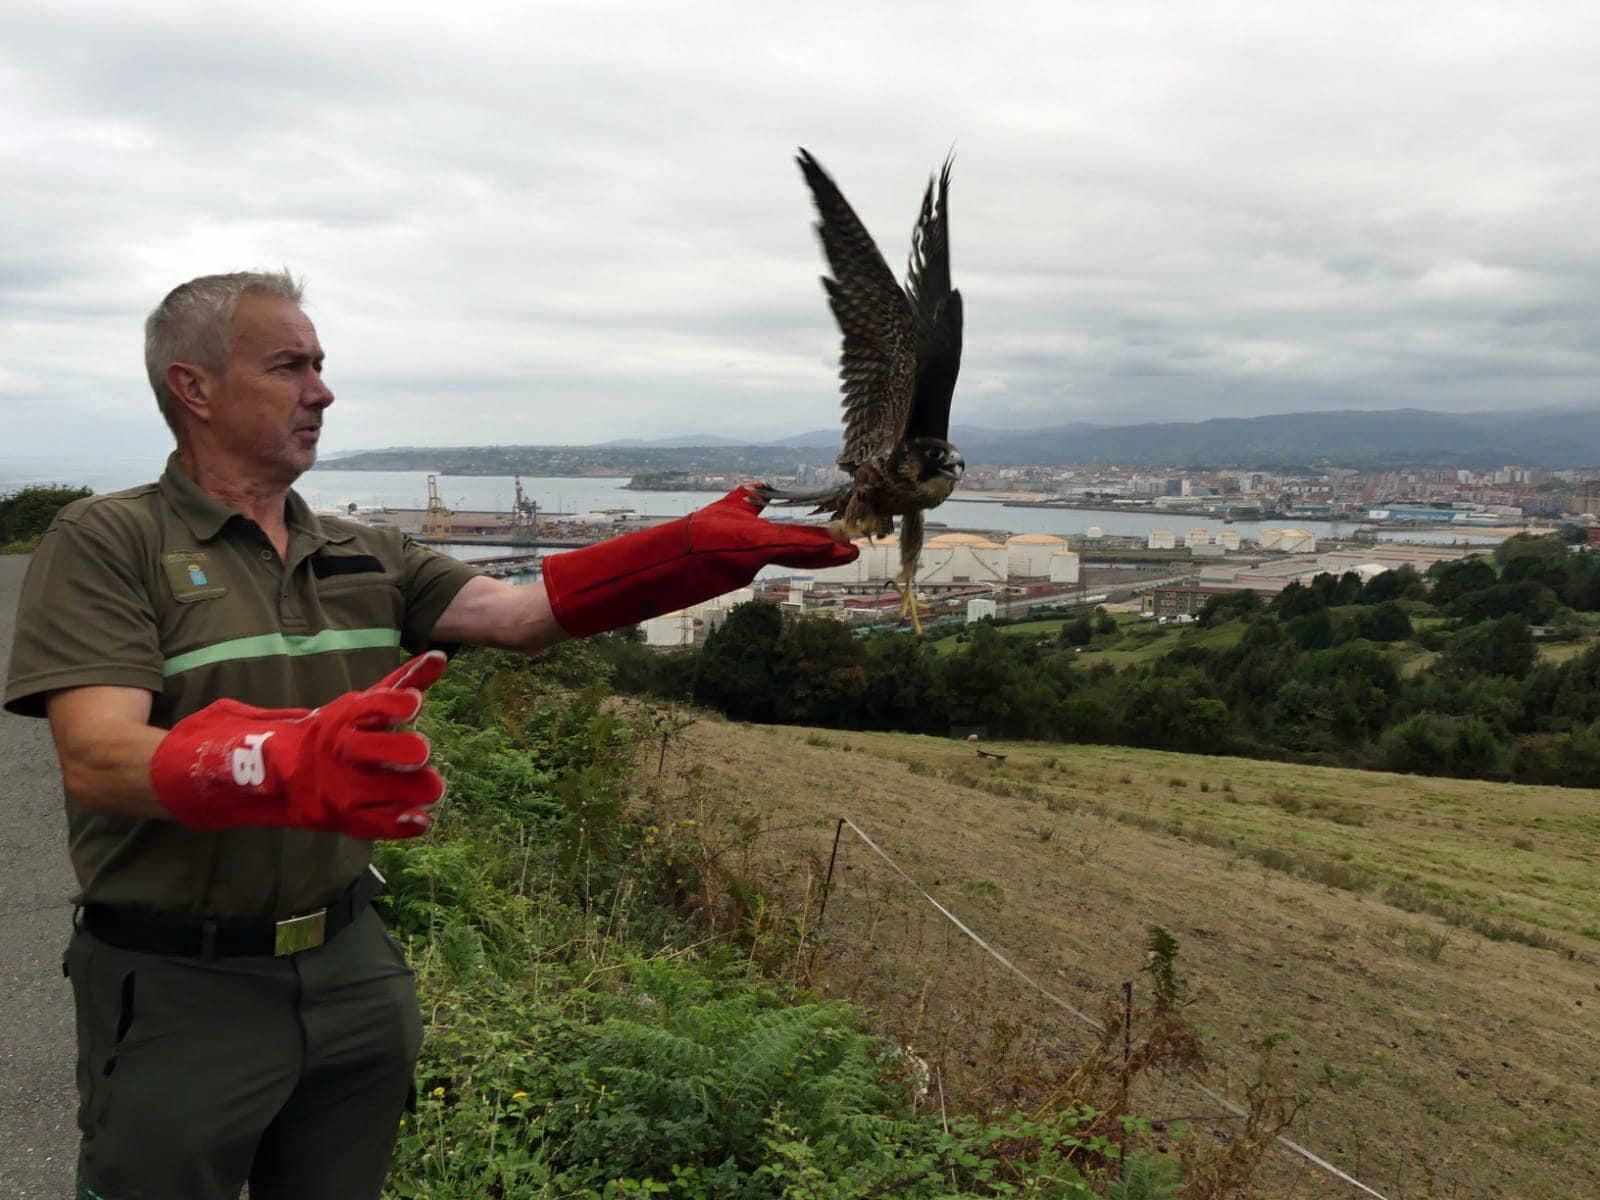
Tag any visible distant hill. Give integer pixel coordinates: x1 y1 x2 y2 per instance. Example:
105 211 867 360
969 409 1600 470
323 408 1600 473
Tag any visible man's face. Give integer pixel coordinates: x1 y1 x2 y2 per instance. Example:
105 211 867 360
209 295 333 483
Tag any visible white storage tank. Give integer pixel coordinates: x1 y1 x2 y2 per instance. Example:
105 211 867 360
1279 528 1317 554
812 537 894 584
1185 527 1211 548
1085 526 1104 540
1005 533 1067 577
1148 530 1176 550
689 587 754 618
1258 527 1284 550
1048 551 1081 584
1216 529 1241 551
643 611 696 647
965 597 998 623
920 533 1008 584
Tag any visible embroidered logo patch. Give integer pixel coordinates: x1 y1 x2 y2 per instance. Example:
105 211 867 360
162 551 228 602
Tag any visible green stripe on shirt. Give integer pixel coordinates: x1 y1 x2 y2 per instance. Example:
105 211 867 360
161 628 403 678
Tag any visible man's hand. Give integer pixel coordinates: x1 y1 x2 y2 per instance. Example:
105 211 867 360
149 651 449 839
541 484 859 638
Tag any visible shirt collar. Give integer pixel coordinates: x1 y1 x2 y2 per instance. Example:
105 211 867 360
158 452 236 542
158 453 353 546
287 488 355 546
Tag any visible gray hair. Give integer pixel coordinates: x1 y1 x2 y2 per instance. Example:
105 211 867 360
144 270 305 436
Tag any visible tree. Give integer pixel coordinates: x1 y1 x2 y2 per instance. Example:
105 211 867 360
1173 697 1231 753
1291 608 1335 651
1358 601 1412 643
1058 615 1094 646
1198 589 1262 627
1494 531 1567 570
1381 714 1505 778
693 601 781 721
1273 580 1324 619
772 616 867 726
1428 557 1496 608
1449 581 1557 626
862 632 947 733
1360 565 1424 605
1473 616 1536 678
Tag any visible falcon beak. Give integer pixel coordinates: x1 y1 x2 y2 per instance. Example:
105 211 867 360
940 455 965 481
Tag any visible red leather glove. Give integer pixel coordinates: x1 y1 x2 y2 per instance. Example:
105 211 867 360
541 485 859 638
149 651 449 840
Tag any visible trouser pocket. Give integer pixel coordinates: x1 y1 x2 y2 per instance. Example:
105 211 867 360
66 933 136 1141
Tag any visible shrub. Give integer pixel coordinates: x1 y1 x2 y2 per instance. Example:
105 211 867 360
0 484 91 545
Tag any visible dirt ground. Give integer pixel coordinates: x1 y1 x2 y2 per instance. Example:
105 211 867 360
649 717 1600 1200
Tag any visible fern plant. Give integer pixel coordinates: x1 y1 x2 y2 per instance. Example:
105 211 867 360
1105 1150 1181 1200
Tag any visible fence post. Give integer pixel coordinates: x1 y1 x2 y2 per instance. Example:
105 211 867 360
817 817 847 925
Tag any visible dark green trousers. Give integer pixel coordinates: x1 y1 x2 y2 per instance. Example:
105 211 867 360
66 906 422 1200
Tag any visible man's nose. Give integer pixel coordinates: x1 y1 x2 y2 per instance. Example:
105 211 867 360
306 374 334 408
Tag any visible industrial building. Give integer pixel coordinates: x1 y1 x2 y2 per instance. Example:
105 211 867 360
1147 584 1241 618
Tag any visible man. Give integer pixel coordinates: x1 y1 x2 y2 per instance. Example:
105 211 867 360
4 271 855 1200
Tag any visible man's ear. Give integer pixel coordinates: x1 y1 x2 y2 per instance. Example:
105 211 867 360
166 362 214 425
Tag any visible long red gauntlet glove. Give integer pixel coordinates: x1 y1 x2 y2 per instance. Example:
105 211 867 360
149 651 449 840
541 485 859 638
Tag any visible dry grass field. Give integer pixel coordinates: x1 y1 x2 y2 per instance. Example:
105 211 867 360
648 717 1600 1200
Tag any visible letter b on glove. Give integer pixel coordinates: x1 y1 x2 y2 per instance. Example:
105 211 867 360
230 732 274 787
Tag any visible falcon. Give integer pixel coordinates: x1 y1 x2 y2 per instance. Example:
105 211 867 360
758 148 965 633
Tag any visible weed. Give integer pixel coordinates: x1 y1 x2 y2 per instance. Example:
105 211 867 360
1268 789 1368 827
1404 929 1451 962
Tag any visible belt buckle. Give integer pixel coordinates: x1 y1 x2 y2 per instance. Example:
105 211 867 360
274 908 328 956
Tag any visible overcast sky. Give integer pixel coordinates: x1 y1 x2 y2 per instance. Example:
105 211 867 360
4 0 1597 460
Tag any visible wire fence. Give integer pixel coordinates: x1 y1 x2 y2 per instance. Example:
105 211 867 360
815 814 1393 1200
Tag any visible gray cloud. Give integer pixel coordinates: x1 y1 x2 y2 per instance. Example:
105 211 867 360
3 0 1598 461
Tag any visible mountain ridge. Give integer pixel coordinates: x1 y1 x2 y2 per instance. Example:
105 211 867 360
321 408 1600 473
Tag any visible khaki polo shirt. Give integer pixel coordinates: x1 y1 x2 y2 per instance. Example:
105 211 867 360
4 453 483 919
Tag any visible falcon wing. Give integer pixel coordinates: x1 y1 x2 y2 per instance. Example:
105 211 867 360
904 156 963 443
797 149 918 473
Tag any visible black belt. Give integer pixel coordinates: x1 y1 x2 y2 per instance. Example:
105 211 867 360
82 866 383 959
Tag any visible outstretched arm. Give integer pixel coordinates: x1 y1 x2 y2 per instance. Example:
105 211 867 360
429 575 570 656
429 485 859 648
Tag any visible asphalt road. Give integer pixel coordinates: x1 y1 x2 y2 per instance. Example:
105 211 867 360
0 554 78 1198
